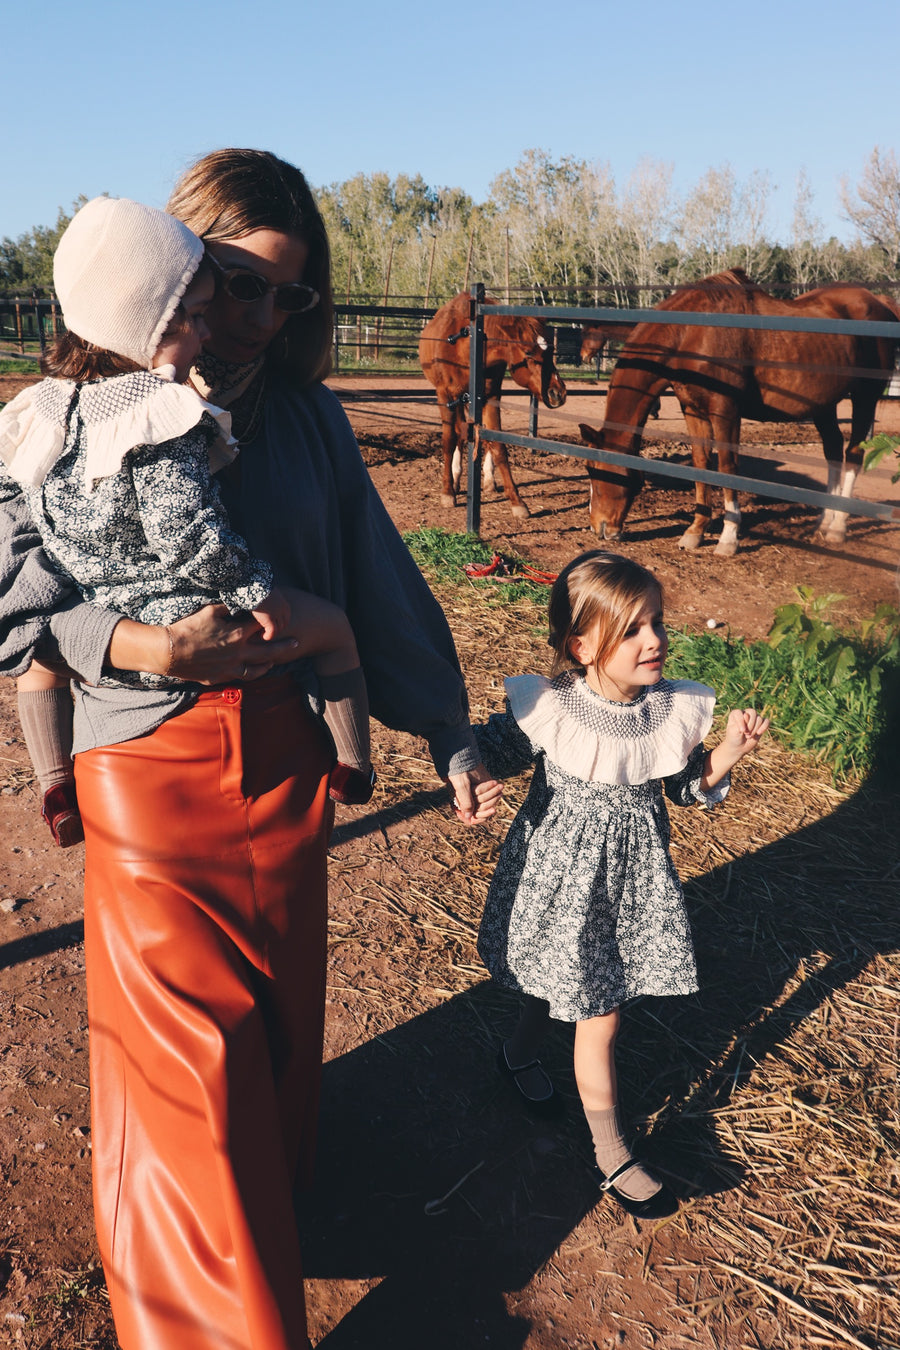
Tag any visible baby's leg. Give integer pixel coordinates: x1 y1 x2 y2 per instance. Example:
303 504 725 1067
320 668 374 805
575 1011 668 1207
17 662 82 847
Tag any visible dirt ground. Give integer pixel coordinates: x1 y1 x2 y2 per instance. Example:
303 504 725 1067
0 370 898 1348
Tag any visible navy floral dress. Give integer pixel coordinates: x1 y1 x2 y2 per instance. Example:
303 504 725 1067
475 670 728 1021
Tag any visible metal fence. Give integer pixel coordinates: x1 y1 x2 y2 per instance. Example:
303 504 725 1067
462 283 900 535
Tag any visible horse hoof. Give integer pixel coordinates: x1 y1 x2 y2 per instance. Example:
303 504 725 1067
714 538 739 558
440 494 457 510
678 532 703 552
512 503 530 521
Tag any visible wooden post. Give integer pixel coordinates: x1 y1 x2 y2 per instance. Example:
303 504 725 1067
505 228 511 304
15 302 24 355
463 229 474 292
376 240 394 360
356 312 362 364
424 234 436 311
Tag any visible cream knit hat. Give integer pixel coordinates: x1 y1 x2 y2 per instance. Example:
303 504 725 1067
53 197 205 366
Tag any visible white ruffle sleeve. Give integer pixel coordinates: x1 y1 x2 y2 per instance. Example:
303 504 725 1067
0 371 236 491
505 671 717 785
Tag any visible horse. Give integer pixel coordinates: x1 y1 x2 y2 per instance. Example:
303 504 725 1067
578 268 900 556
419 292 567 519
579 319 636 367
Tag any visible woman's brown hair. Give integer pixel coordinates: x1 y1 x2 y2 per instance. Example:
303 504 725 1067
166 149 333 387
547 551 663 675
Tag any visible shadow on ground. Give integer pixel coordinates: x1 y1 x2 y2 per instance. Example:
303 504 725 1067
301 763 900 1347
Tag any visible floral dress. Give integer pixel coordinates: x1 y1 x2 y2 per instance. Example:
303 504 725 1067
0 371 270 689
475 670 728 1022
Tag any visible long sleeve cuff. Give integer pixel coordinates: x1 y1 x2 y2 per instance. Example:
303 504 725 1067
220 560 273 616
46 603 123 685
431 723 481 780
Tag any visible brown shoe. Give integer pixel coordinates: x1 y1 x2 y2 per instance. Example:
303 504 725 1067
329 763 376 806
41 782 84 848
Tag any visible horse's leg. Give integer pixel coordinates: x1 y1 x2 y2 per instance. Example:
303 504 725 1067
440 403 460 509
449 405 469 499
483 385 529 520
811 406 847 542
815 395 875 544
482 395 501 493
677 408 715 551
710 410 742 557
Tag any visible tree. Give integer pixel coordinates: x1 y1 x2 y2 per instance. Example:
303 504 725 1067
788 169 823 290
840 147 900 274
0 200 86 294
675 166 773 282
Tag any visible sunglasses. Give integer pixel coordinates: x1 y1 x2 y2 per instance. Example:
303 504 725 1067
207 252 320 314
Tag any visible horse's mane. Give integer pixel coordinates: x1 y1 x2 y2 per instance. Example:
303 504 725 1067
660 267 764 315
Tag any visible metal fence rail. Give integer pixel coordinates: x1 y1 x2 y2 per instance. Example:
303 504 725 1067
464 283 900 535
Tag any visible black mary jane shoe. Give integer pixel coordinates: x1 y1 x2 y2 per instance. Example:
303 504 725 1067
496 1043 563 1118
594 1161 678 1220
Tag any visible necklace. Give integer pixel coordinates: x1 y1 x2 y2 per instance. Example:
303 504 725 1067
229 371 267 446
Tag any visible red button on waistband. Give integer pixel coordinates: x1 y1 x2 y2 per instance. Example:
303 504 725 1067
221 688 241 705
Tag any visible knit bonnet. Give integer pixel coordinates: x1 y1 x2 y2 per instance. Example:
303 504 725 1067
53 197 205 366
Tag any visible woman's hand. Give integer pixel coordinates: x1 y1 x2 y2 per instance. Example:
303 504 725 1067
108 606 300 686
447 764 503 825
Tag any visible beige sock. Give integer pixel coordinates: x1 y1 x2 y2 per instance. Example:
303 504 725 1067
583 1105 661 1202
319 668 370 771
17 687 75 793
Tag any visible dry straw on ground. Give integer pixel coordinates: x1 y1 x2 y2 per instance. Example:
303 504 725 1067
326 578 899 1349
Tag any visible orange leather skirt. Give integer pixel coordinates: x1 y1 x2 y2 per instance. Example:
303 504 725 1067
75 678 332 1350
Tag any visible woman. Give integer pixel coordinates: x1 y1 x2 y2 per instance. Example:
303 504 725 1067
0 149 499 1350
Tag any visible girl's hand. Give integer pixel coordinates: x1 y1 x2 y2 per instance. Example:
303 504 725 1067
724 708 770 759
447 764 503 825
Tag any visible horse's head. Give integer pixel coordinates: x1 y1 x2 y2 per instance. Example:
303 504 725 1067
505 323 567 409
579 422 644 539
579 326 606 366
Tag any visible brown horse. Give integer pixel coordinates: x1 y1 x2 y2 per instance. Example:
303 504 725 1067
578 269 900 555
419 292 567 519
579 319 636 367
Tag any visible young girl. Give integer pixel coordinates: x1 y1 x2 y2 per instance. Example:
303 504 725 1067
0 195 373 846
474 550 768 1219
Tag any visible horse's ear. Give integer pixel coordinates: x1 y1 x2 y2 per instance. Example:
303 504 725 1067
579 422 603 446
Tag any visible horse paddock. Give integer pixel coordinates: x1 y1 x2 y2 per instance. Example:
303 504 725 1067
0 368 898 1349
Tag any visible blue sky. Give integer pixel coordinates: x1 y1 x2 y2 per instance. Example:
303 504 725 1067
4 0 897 245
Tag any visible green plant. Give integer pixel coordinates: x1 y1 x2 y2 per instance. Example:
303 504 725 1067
402 528 553 604
668 587 900 781
862 431 900 481
0 356 40 374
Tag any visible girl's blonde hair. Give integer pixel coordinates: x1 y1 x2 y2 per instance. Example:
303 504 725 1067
166 148 334 388
548 551 663 675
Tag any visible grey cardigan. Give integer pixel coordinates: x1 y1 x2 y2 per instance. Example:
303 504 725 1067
0 379 480 778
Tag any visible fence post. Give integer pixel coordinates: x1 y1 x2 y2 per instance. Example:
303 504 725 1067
466 282 486 535
33 295 46 355
529 393 538 437
15 301 24 355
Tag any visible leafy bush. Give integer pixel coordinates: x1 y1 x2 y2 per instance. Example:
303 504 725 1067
403 530 900 782
668 587 900 781
862 432 900 482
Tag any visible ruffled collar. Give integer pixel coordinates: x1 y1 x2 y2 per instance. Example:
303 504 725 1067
0 370 236 492
506 670 716 785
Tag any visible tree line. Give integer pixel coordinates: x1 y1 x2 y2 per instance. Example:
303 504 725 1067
3 148 898 305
